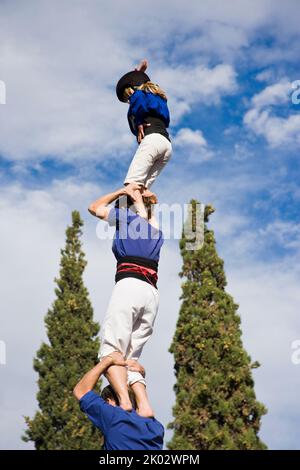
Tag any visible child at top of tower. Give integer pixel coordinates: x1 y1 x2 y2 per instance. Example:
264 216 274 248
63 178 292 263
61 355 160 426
116 60 172 201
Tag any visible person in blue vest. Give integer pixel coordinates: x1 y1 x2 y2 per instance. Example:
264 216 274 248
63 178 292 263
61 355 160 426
116 59 172 201
73 351 164 450
88 184 163 419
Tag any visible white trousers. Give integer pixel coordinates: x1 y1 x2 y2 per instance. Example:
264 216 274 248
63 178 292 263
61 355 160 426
99 278 159 386
124 133 172 189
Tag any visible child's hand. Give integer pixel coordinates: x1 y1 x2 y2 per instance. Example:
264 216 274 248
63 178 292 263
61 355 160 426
135 59 148 72
137 123 151 143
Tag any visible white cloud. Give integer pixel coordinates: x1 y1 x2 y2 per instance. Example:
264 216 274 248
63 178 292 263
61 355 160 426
255 69 276 83
159 63 237 123
174 128 207 147
259 220 300 250
252 81 291 108
173 127 214 163
244 80 300 148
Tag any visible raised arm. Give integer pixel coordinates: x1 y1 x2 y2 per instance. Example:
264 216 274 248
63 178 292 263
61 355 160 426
88 187 125 220
135 59 148 72
88 184 140 220
73 353 126 401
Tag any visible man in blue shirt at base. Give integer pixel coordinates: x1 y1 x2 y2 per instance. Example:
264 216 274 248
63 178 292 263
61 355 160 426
73 352 164 450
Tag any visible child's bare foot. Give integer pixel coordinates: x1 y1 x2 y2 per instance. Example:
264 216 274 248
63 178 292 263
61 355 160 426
130 381 154 418
124 182 142 200
135 59 148 72
119 399 133 412
142 188 158 204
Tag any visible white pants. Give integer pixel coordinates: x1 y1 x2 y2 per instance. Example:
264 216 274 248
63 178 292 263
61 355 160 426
99 278 159 386
124 133 172 189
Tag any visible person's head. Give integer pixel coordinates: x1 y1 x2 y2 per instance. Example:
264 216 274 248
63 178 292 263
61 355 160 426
101 385 137 409
142 195 155 220
123 81 167 103
114 194 134 210
115 194 154 221
116 70 150 102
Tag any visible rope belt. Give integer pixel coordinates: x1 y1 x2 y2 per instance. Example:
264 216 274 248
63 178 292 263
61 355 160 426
115 256 158 289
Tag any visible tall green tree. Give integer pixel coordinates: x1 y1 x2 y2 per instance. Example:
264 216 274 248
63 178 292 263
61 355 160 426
24 211 101 450
168 201 267 450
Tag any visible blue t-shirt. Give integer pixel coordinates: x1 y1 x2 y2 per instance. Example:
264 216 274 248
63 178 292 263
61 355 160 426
80 391 164 450
108 207 164 262
128 89 170 129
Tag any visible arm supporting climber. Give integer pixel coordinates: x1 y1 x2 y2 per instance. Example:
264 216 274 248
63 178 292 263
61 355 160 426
73 352 126 400
88 184 148 220
73 353 164 451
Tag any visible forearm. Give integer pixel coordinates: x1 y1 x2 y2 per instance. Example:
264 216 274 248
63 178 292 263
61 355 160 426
73 356 113 400
88 187 126 217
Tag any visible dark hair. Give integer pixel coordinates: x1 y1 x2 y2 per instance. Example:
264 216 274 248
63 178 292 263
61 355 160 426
114 194 135 210
142 196 154 220
114 195 153 220
101 385 137 409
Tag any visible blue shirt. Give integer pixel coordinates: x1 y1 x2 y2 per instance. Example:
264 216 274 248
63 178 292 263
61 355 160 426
80 391 164 450
108 207 164 262
128 89 170 135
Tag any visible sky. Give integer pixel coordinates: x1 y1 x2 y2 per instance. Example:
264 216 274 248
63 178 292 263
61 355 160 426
0 0 300 450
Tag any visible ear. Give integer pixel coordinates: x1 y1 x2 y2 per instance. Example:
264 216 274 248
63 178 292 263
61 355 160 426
107 398 116 407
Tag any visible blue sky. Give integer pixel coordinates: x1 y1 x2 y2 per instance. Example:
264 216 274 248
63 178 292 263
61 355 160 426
0 0 300 450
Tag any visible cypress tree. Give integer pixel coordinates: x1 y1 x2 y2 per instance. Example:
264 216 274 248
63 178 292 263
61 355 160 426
23 211 102 450
168 201 267 450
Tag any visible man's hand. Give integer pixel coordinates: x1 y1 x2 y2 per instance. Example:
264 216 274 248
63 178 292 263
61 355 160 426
126 359 146 377
105 351 127 367
73 352 126 401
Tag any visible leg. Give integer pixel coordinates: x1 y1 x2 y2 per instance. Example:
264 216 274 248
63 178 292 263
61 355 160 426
127 288 159 415
144 139 172 189
124 135 159 187
130 381 154 418
126 284 159 416
126 284 159 363
99 279 142 411
105 357 132 411
100 282 133 359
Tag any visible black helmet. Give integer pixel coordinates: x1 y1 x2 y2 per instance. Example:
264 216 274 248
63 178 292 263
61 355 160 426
116 70 150 102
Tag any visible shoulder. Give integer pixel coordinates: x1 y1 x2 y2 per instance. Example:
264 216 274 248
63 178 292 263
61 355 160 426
79 390 107 411
152 418 165 434
130 89 145 102
147 93 167 107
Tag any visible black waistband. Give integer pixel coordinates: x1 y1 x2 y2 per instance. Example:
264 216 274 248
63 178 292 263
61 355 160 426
117 256 158 271
115 256 158 288
143 116 171 142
